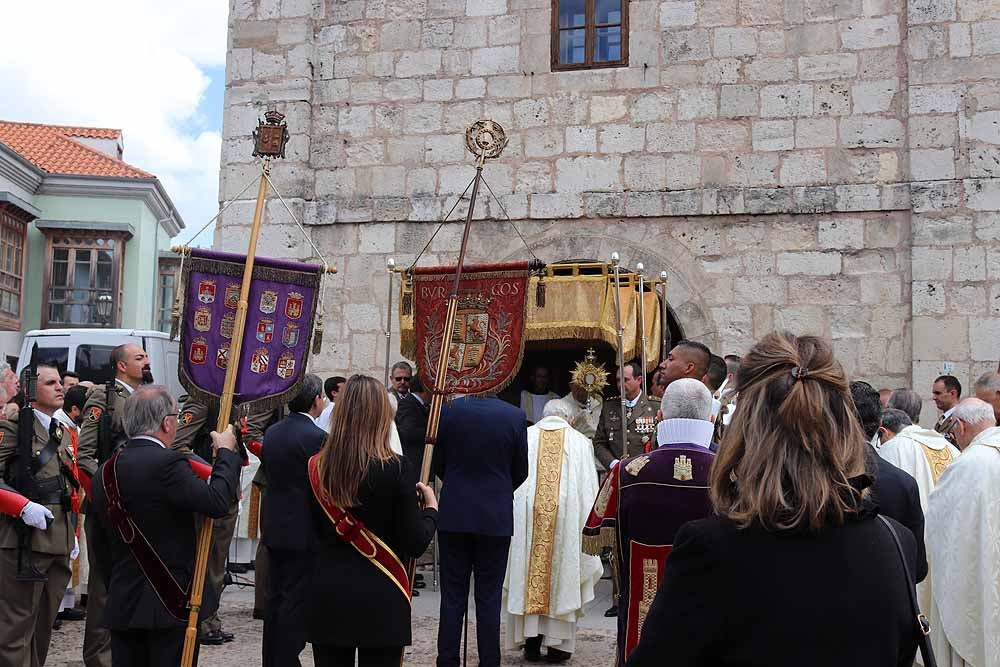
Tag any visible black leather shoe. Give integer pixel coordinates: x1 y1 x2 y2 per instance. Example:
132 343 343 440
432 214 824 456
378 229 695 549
198 630 226 646
546 648 572 663
603 604 618 618
57 607 86 621
415 573 425 582
52 618 63 630
411 588 421 597
414 580 426 589
220 630 235 643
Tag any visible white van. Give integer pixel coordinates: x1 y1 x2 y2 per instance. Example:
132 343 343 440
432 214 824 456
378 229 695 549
15 329 182 398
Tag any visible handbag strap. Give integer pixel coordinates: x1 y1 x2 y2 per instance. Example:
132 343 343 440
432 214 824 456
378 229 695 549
876 515 937 667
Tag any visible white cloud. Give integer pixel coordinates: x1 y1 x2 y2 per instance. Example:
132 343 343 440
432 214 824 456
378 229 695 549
0 0 231 245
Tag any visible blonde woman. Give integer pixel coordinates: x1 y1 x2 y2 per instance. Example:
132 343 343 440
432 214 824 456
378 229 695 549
306 375 437 667
627 332 922 667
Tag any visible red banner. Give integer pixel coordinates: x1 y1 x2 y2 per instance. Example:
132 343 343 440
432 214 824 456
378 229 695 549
413 262 529 395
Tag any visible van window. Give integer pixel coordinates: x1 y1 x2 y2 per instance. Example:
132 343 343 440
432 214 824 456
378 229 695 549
75 345 116 384
36 348 69 376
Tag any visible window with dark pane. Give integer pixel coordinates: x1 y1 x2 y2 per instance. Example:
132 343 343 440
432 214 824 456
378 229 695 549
43 234 126 328
0 208 27 329
552 0 627 70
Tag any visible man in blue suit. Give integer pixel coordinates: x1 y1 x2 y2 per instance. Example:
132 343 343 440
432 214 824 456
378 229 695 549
259 374 327 667
433 394 529 667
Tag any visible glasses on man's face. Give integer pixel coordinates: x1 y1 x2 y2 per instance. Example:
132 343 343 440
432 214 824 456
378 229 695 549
394 377 412 383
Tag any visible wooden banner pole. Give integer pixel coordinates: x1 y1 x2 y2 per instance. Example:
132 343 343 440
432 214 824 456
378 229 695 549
179 157 272 667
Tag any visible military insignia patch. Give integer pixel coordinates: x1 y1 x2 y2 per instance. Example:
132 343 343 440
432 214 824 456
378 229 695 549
250 347 270 374
224 283 240 310
220 312 235 339
285 292 303 319
88 407 103 423
256 318 275 344
194 307 212 332
635 417 656 434
276 352 296 380
198 280 216 304
259 290 278 314
54 425 64 441
625 455 650 476
190 337 208 365
281 323 299 348
180 411 194 425
673 455 693 482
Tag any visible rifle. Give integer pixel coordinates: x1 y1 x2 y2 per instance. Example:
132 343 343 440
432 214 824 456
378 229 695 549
15 345 46 582
97 365 116 465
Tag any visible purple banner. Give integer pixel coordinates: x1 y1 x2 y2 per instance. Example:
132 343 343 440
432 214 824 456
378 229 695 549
178 249 321 408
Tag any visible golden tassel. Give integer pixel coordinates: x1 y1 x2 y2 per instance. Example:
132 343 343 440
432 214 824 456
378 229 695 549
536 277 546 308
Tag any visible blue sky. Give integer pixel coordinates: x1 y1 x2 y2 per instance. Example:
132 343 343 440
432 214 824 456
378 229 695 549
1 0 231 246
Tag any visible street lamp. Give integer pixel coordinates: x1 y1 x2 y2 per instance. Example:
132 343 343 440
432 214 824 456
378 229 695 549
96 293 113 325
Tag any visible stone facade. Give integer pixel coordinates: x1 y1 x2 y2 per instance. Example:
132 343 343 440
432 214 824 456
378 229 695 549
219 0 1000 420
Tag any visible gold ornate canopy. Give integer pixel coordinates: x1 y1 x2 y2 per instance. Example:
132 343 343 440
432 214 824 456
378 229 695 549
399 261 664 372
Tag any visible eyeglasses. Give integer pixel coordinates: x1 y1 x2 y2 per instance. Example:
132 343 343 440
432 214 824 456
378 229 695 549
393 377 412 383
164 412 179 420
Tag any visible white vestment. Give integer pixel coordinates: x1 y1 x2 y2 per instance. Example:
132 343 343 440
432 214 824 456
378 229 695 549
562 392 602 441
926 426 1000 667
503 416 603 653
520 390 559 424
879 425 960 652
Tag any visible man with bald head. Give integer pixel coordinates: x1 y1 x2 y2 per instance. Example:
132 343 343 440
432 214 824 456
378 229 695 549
657 340 711 388
925 398 1000 667
77 343 152 667
973 371 1000 425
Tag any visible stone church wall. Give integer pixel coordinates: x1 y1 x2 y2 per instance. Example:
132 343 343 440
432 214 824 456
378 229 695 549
219 0 1000 417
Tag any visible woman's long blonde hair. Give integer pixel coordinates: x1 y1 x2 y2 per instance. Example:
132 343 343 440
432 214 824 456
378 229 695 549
710 332 868 532
314 374 397 508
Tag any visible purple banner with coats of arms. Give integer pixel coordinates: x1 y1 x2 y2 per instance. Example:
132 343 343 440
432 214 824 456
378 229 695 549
178 248 321 409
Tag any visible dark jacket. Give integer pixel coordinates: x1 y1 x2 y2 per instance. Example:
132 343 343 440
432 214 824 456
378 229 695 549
869 449 928 582
433 396 529 536
261 412 327 552
395 393 429 487
90 437 241 630
626 510 920 667
306 456 436 647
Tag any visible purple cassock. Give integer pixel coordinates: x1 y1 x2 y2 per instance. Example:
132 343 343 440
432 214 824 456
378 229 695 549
583 426 715 665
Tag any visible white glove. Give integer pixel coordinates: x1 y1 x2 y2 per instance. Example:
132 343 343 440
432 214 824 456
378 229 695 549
70 536 80 561
20 501 53 530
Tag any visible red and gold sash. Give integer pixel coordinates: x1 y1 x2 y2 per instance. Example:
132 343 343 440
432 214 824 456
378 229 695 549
307 455 411 601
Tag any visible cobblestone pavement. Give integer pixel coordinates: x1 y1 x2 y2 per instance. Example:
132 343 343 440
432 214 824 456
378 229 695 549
47 573 617 666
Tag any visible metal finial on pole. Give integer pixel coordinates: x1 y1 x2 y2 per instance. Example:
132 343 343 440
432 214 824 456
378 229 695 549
659 271 670 360
610 252 628 456
636 262 647 396
384 257 396 387
181 110 289 667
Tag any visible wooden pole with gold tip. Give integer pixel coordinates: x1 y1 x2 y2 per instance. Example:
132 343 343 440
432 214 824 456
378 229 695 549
180 111 290 667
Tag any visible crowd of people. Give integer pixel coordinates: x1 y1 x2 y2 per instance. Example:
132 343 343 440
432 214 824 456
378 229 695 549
1 334 998 667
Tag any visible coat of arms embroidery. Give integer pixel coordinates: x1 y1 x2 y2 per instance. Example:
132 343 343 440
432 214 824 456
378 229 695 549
673 455 693 482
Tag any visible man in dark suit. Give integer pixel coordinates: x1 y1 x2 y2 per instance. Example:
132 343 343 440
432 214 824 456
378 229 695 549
260 374 327 667
396 374 431 488
89 385 241 667
433 394 529 667
850 381 928 582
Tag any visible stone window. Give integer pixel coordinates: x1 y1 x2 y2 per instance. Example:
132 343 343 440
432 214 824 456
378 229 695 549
0 206 27 330
552 0 628 71
42 233 127 328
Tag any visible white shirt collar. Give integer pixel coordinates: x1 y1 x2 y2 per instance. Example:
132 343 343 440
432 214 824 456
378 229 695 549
53 408 78 432
33 409 53 432
656 418 714 449
943 406 956 418
624 393 641 409
133 435 166 448
116 379 136 395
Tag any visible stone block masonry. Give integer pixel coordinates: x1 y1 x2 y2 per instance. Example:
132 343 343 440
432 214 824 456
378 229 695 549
220 0 1000 417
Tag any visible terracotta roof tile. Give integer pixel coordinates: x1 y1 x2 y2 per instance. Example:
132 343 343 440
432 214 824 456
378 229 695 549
0 120 153 179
